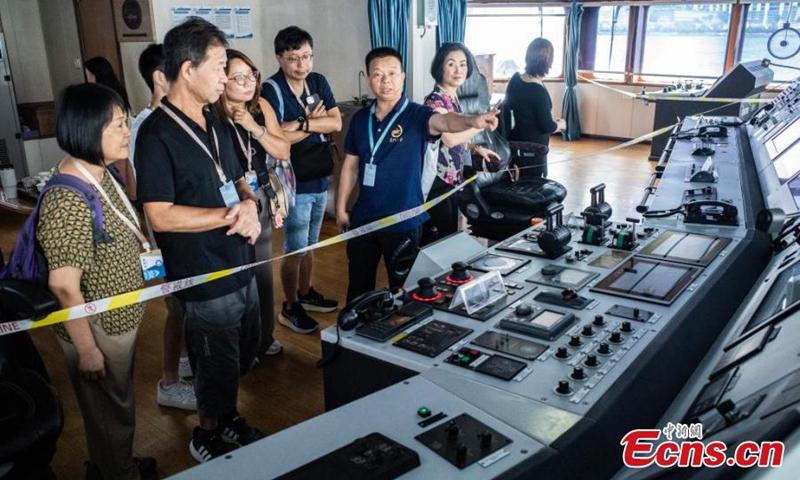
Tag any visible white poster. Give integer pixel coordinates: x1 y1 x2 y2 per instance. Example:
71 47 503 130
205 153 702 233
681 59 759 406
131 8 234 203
170 6 192 28
193 6 213 24
234 7 253 38
213 7 234 38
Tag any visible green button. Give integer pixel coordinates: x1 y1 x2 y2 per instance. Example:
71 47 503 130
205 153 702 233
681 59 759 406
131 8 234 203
418 407 431 418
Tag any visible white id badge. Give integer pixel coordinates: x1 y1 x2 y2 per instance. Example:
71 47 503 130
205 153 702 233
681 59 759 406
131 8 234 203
140 249 166 281
245 170 258 192
363 163 377 187
219 181 240 207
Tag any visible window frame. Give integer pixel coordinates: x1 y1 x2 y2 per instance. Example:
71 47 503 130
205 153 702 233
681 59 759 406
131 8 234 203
465 4 569 82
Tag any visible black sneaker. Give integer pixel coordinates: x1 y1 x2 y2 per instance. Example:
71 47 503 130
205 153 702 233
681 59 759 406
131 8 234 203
189 427 236 463
219 413 265 446
279 301 319 334
298 286 339 313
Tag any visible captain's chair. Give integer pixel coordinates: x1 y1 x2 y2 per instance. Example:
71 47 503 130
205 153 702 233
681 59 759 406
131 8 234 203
0 260 62 480
457 65 567 241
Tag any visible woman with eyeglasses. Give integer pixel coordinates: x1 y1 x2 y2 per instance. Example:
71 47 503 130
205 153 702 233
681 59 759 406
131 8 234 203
212 49 291 358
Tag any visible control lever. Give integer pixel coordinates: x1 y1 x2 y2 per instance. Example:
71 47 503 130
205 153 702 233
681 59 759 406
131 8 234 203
610 217 639 251
537 204 571 256
582 184 612 245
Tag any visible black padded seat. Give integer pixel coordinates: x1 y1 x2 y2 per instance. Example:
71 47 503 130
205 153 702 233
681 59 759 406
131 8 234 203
454 52 567 242
483 177 567 210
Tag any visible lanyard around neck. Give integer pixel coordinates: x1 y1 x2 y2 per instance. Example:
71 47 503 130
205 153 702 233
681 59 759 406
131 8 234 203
287 79 310 111
368 98 409 164
159 104 227 183
72 159 151 252
228 118 255 171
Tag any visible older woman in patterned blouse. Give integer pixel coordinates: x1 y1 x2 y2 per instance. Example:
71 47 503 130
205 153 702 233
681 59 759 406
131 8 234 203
37 83 153 480
422 43 500 245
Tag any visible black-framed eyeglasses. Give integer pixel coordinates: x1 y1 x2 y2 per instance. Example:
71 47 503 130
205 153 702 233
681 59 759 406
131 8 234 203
229 71 261 86
282 53 314 65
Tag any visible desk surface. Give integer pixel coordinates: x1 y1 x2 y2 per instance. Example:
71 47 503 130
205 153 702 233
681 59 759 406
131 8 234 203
0 196 34 214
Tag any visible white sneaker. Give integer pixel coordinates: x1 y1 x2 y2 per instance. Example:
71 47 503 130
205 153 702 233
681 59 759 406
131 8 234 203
262 339 284 356
179 356 193 378
157 379 197 410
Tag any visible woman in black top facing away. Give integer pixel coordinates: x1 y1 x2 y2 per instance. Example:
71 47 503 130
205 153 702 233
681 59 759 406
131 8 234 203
213 49 291 358
504 38 566 178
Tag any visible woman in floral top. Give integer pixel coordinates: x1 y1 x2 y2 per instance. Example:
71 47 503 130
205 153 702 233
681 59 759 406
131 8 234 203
423 43 499 245
38 84 153 480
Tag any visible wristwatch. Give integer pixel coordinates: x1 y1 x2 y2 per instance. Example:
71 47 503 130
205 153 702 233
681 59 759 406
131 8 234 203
297 116 306 130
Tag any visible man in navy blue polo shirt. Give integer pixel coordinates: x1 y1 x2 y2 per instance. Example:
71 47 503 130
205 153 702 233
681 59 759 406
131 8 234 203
262 26 342 335
337 47 498 302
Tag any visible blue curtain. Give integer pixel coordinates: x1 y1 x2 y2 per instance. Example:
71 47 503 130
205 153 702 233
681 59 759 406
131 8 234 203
368 0 411 75
438 0 467 45
562 3 583 141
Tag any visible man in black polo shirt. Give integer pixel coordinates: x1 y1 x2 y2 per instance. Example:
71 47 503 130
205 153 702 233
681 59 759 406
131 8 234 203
337 47 498 302
135 18 263 463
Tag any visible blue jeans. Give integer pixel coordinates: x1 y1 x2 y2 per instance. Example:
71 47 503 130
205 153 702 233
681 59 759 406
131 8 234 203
283 191 327 255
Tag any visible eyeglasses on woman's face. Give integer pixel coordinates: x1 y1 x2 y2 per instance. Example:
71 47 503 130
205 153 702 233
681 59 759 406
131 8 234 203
228 71 260 86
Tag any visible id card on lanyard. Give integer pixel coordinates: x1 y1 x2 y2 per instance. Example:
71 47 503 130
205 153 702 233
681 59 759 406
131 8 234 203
159 104 240 208
229 119 259 193
72 160 166 281
365 99 409 187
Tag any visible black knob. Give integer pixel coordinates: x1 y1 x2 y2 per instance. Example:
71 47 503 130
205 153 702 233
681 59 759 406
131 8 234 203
541 265 558 276
568 335 583 347
555 346 569 359
515 303 533 316
571 367 587 380
456 443 468 464
633 308 640 319
581 324 595 336
585 354 600 367
416 277 438 299
446 421 460 439
609 331 623 344
556 379 573 395
597 343 612 355
480 430 493 448
593 315 605 327
450 261 470 281
621 321 633 333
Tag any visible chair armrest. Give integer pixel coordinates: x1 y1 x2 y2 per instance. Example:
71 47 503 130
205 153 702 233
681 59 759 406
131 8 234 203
0 280 59 322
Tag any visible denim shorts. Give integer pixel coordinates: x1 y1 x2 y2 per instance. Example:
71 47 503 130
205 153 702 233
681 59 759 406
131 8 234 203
283 191 327 255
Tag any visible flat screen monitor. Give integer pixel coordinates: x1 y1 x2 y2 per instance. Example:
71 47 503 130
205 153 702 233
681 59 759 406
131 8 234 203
743 258 800 334
771 140 800 185
790 174 800 210
766 117 800 161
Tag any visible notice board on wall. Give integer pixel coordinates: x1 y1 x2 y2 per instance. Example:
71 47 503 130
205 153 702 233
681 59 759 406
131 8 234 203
169 5 254 39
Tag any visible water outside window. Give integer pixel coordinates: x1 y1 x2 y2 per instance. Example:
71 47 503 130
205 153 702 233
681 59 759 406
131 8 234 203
465 6 566 79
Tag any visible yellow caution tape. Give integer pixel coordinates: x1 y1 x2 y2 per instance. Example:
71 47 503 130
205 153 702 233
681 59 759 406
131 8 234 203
578 75 772 104
0 93 755 338
0 176 477 337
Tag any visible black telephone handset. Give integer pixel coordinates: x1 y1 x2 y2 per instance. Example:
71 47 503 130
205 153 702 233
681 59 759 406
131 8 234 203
338 289 395 331
698 125 728 138
684 200 738 226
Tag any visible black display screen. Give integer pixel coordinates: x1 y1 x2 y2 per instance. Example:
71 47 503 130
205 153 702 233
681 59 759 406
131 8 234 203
639 231 730 266
743 259 800 334
591 256 702 306
789 174 800 211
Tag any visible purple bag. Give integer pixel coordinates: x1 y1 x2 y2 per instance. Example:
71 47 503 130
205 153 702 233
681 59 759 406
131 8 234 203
0 174 110 286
